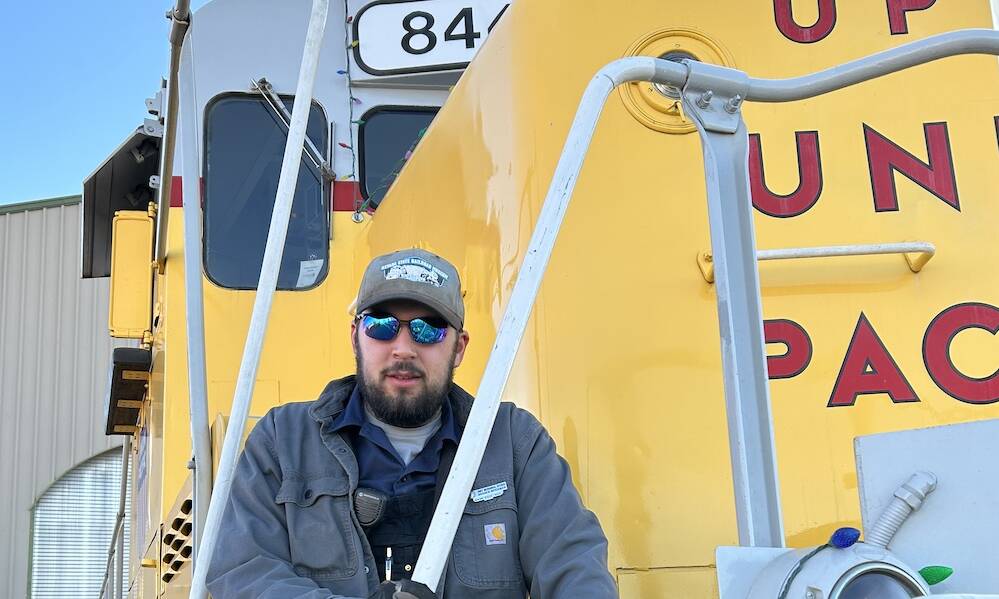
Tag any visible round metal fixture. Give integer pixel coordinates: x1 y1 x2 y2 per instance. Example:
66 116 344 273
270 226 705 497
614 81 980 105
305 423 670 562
652 50 697 100
618 28 735 134
832 564 924 599
744 543 929 599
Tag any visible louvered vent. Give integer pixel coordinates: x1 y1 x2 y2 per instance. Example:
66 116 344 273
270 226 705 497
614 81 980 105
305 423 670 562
29 449 131 598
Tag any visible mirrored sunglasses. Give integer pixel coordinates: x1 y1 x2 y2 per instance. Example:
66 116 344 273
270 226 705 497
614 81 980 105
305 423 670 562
358 313 449 345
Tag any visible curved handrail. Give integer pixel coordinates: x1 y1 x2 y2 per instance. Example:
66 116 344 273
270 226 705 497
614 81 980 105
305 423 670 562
743 29 999 101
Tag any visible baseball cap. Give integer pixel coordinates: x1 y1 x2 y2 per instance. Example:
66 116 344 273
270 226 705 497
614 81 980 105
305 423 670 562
354 248 464 330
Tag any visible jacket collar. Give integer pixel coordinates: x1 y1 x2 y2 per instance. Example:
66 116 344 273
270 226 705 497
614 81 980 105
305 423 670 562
309 374 475 430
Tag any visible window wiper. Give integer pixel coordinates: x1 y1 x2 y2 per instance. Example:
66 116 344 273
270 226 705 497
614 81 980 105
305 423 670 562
250 77 334 182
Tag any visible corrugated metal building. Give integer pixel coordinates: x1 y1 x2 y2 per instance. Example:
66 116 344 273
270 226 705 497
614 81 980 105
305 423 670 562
0 196 122 598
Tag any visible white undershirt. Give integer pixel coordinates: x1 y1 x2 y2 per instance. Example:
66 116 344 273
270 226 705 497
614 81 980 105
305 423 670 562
364 404 442 465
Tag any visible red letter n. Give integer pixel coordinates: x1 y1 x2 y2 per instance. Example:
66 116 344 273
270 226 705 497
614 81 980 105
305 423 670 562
865 122 959 213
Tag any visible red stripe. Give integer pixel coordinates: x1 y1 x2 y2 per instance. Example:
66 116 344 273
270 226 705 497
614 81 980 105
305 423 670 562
170 177 361 212
333 181 362 212
170 176 184 207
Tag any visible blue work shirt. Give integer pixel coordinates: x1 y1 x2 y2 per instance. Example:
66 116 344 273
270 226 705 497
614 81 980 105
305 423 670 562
330 385 459 495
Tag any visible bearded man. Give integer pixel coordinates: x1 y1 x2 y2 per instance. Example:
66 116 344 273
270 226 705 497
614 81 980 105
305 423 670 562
207 249 617 599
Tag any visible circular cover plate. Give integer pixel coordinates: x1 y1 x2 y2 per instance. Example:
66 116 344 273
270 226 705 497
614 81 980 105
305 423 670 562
618 28 736 134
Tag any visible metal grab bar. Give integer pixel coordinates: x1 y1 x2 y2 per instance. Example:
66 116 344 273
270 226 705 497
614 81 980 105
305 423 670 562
179 28 212 578
98 436 131 599
697 242 936 283
154 0 191 267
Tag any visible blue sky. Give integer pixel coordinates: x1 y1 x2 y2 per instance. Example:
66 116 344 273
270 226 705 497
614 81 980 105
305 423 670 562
4 1 997 208
0 1 209 206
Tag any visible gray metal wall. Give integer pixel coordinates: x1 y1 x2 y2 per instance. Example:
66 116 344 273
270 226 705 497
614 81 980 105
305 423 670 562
0 197 119 599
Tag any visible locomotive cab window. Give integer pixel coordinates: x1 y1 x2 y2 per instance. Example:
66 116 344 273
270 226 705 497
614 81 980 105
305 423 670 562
204 95 329 290
359 107 439 208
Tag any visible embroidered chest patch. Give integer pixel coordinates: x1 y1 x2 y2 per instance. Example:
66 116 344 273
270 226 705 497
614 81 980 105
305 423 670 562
470 481 508 502
484 523 507 546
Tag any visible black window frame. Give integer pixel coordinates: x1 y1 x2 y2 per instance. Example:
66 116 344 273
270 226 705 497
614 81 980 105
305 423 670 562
357 105 440 209
202 92 331 291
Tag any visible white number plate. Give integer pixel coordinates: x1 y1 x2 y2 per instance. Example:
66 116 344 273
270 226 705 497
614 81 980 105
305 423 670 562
353 0 511 75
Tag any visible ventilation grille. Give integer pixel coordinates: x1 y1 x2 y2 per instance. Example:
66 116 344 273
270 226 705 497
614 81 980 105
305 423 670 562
30 449 131 598
161 496 193 584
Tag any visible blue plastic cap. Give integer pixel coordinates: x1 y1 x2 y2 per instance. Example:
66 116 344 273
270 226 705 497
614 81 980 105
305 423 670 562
830 527 861 548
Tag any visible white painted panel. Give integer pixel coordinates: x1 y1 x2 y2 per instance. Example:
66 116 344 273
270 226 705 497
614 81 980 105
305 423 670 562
856 419 999 595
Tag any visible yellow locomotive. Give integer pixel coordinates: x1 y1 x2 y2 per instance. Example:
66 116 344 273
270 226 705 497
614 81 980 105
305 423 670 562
84 0 999 596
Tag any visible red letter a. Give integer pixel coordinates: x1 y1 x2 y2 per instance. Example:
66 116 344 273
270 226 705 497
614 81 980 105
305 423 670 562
828 314 919 407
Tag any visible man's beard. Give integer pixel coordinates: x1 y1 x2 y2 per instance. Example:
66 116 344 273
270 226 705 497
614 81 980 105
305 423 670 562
355 341 458 428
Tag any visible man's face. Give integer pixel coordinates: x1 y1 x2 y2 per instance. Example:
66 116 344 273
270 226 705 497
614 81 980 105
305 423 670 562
352 299 469 427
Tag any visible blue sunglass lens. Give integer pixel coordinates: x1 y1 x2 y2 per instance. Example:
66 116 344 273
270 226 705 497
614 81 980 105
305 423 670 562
409 318 448 344
362 315 400 341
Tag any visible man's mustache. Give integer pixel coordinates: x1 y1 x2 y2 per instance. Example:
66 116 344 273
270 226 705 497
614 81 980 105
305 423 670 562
381 364 425 378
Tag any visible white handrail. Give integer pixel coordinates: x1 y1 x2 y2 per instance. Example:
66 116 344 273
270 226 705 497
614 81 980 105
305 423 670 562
697 242 936 283
412 56 688 590
178 30 213 570
155 0 191 266
186 1 330 597
745 29 999 102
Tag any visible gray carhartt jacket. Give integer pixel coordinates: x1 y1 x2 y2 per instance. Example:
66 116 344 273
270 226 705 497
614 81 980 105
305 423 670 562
206 375 618 599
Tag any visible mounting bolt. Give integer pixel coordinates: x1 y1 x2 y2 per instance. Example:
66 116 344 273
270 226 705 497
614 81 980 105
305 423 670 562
351 212 365 223
725 95 743 113
696 90 713 108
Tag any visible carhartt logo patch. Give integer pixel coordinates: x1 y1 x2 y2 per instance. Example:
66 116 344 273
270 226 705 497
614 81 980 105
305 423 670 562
484 523 506 546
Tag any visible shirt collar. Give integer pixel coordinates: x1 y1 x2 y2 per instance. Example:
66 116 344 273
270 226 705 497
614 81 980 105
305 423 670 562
330 382 460 445
437 393 459 445
329 384 367 433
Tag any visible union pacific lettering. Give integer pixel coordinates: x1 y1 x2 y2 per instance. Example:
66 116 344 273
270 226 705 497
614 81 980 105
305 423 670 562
764 304 999 407
749 121 962 217
772 0 938 43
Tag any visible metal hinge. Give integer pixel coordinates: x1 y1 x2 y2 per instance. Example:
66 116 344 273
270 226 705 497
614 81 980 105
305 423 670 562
146 86 165 118
143 118 164 138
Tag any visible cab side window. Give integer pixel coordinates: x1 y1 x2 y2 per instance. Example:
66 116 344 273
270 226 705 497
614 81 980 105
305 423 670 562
359 107 439 208
204 95 329 290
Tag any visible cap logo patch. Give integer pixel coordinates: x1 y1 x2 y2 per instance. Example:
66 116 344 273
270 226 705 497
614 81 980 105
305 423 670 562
381 257 449 288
